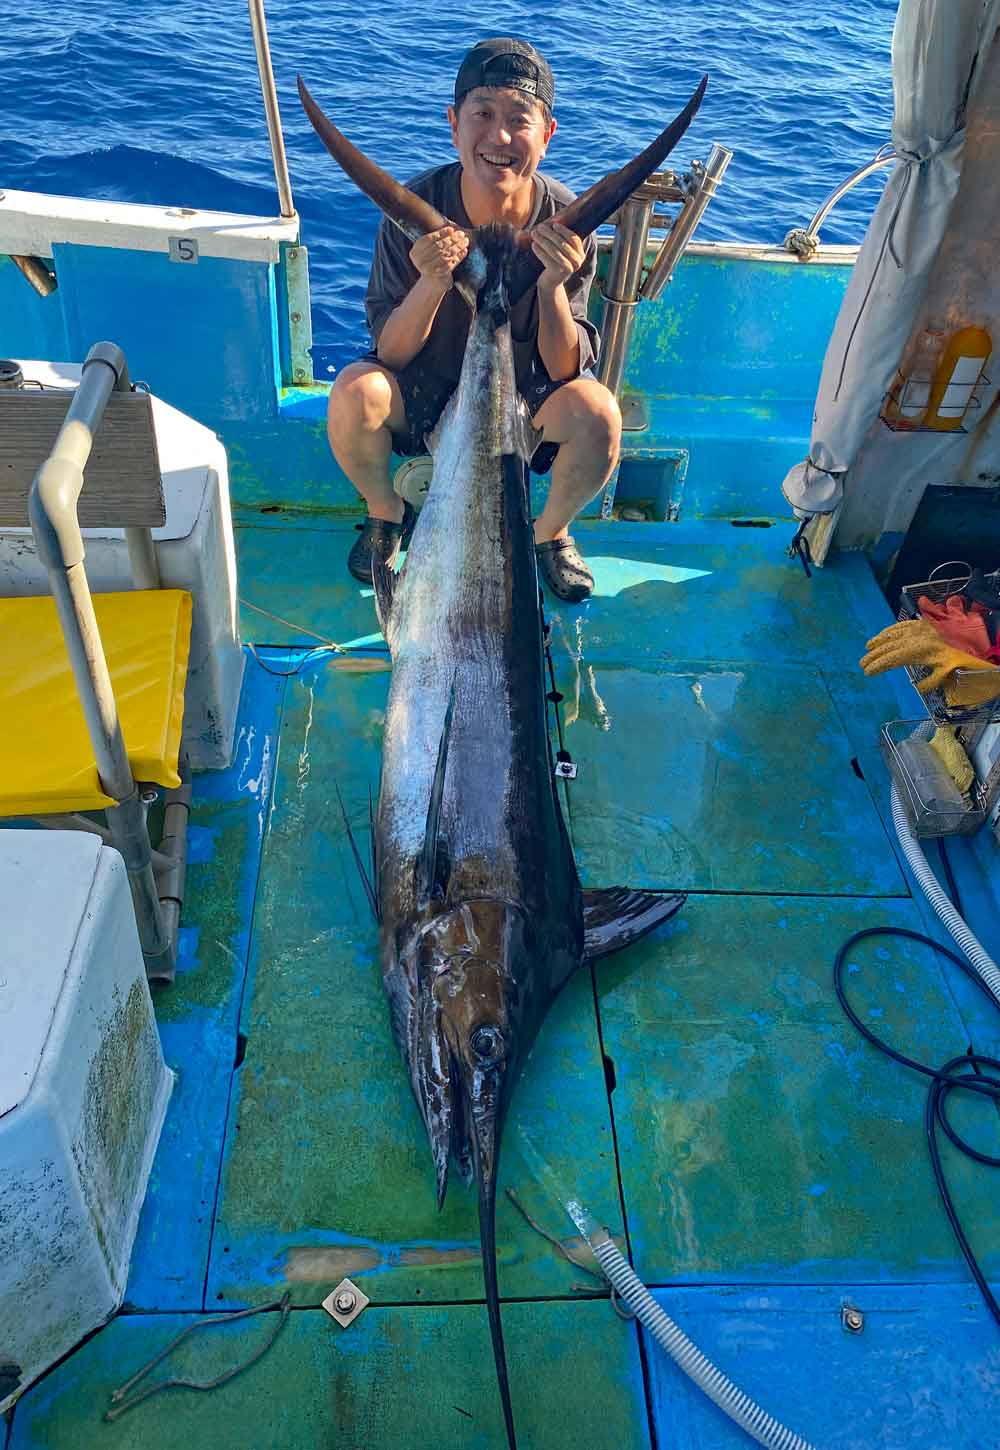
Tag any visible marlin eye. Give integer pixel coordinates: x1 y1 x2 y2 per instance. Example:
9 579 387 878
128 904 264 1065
470 1025 505 1064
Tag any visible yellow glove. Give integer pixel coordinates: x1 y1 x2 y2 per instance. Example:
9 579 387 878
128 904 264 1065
928 726 975 793
860 619 1000 706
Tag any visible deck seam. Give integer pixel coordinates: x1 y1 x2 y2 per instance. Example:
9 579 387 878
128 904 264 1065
198 664 289 1314
587 961 659 1450
112 1272 997 1314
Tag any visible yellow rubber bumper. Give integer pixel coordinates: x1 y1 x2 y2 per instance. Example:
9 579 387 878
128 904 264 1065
0 590 192 816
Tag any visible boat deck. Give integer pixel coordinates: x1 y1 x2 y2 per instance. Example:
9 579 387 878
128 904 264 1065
7 517 1000 1449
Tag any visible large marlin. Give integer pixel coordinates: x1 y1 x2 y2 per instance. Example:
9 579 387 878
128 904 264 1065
300 75 703 1448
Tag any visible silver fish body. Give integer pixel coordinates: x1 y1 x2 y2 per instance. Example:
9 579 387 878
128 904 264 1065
297 77 707 1445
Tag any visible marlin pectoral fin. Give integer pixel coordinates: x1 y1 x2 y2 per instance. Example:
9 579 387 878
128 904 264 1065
416 680 457 905
582 887 686 961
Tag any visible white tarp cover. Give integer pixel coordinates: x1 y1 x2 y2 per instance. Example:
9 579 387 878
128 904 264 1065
782 0 1000 520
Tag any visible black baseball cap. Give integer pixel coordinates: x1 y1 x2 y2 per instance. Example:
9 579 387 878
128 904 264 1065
454 38 555 112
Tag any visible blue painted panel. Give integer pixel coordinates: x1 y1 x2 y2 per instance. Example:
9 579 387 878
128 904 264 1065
223 418 354 513
613 253 851 402
0 255 67 359
226 398 410 515
235 521 388 647
125 651 284 1311
51 244 279 423
589 252 852 518
628 401 814 519
641 1283 1000 1448
277 386 328 420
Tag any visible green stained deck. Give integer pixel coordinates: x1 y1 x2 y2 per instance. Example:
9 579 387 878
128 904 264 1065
9 1301 649 1449
9 518 1000 1450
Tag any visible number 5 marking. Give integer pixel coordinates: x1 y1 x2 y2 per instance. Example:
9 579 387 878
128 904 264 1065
168 237 199 264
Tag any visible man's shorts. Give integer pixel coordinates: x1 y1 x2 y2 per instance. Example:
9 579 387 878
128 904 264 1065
358 351 589 476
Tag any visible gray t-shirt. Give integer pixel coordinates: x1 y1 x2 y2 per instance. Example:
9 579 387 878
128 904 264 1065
364 162 599 409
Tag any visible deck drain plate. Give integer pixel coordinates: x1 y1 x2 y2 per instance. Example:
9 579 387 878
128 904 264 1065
322 1277 370 1328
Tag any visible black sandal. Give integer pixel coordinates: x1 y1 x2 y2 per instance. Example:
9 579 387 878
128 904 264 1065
348 501 416 583
535 536 594 602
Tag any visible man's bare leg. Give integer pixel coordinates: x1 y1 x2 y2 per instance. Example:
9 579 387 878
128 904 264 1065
531 378 622 543
327 361 408 524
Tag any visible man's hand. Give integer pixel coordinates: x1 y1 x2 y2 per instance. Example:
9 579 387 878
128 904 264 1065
409 226 470 294
530 220 586 296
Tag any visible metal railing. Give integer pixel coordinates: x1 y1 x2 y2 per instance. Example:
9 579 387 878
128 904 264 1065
784 144 896 257
248 0 295 219
27 343 189 980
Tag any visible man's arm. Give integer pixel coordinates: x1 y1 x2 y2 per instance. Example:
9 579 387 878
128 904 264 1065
373 227 469 373
530 221 591 381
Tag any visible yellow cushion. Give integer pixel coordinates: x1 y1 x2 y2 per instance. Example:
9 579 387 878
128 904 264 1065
0 590 192 816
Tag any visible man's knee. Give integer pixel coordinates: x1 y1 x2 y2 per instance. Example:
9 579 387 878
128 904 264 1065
537 378 621 452
583 381 622 451
328 363 400 440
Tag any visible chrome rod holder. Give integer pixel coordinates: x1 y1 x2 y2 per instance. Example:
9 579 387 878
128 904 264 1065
595 190 659 403
640 143 733 301
596 146 732 415
596 146 731 518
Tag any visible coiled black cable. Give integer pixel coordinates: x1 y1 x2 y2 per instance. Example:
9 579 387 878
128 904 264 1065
834 925 1000 1326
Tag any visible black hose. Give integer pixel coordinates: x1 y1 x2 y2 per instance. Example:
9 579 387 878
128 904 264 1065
834 925 1000 1326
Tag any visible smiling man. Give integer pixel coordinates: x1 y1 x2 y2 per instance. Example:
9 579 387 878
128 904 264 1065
327 37 621 602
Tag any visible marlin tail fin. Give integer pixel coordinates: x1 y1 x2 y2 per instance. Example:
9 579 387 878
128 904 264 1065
582 887 686 961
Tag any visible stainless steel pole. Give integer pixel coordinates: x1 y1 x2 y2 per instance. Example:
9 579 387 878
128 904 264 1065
596 194 657 401
641 144 733 301
10 254 58 297
248 0 296 219
803 147 896 246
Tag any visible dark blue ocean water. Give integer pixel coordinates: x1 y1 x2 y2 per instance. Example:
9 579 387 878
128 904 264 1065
3 1 897 374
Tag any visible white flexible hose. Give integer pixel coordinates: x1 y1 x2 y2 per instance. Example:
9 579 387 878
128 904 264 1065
591 1234 814 1450
890 783 1000 1004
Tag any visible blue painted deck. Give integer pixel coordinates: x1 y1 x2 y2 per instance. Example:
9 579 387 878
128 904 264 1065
7 518 1000 1449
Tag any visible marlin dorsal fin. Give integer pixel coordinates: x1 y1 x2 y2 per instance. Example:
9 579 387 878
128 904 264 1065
416 680 457 905
582 887 686 961
371 553 399 647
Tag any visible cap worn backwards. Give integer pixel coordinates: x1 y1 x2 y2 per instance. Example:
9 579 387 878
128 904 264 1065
454 38 555 113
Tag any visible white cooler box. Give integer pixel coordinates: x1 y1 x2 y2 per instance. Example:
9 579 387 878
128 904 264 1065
0 359 244 770
0 831 173 1413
